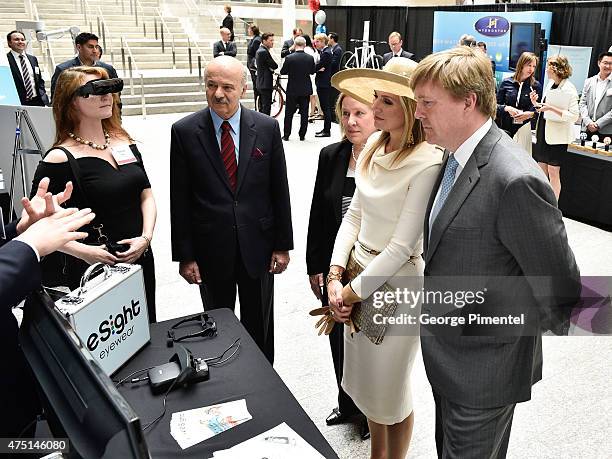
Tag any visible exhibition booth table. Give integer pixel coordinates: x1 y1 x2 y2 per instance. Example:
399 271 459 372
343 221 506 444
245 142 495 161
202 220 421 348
559 144 612 229
115 308 338 458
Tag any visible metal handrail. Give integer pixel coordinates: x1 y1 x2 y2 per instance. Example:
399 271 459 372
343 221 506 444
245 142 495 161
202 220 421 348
152 6 177 69
120 35 139 96
176 0 207 68
95 6 114 62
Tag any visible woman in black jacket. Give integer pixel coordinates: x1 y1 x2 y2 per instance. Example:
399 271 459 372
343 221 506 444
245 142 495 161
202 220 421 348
247 24 261 100
221 4 234 42
306 93 377 439
496 52 542 154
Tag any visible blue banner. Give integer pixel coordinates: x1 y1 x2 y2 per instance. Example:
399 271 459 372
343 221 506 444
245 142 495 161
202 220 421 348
0 45 20 106
433 11 552 77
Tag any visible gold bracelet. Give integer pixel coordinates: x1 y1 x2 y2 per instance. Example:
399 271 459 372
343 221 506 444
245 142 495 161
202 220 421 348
141 235 151 247
326 271 342 286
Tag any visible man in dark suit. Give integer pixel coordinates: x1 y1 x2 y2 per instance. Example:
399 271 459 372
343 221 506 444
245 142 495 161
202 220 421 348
255 33 278 116
411 46 580 458
280 36 315 141
246 24 262 100
313 33 332 137
382 31 415 65
213 28 237 58
280 27 303 59
1 178 94 437
221 4 234 42
170 56 293 364
6 30 49 106
328 32 343 122
50 32 118 99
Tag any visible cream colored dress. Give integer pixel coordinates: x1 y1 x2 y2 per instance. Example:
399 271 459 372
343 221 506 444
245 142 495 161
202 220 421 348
330 132 442 425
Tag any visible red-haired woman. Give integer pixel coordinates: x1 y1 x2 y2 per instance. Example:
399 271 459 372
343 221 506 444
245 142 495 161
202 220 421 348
31 66 157 321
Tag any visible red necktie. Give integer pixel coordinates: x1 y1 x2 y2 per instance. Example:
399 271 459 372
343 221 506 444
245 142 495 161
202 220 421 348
221 121 237 191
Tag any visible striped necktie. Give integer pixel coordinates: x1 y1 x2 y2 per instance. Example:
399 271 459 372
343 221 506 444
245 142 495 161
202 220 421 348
19 54 35 100
220 121 237 191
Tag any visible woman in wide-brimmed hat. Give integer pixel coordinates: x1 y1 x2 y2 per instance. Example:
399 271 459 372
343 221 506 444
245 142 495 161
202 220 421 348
326 58 443 458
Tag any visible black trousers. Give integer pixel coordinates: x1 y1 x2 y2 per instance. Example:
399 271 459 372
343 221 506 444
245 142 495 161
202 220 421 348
249 69 259 100
258 89 272 116
22 96 46 107
433 390 515 459
317 87 333 133
284 95 309 138
330 87 340 123
199 254 275 364
328 321 360 415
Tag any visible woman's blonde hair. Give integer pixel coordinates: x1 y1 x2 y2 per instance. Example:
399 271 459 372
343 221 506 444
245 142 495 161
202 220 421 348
359 95 425 173
547 55 572 80
52 66 130 147
513 52 539 86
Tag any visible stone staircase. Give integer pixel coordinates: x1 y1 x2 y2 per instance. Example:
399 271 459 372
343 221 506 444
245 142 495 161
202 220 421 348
1 0 294 115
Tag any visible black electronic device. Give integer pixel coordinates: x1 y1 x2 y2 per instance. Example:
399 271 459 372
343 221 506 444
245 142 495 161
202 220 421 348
148 345 210 394
166 312 217 347
74 78 124 98
19 290 149 459
509 22 542 70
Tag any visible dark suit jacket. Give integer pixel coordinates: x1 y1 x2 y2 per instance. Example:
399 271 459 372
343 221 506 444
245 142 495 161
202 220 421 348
51 57 118 98
213 40 237 58
256 46 278 90
280 50 315 96
222 14 234 32
330 44 343 75
421 123 581 409
170 106 293 280
306 140 351 276
382 49 415 65
1 222 42 435
247 35 262 63
315 46 333 89
281 38 294 58
7 52 49 105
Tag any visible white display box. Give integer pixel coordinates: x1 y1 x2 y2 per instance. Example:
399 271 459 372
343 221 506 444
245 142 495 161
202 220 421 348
55 263 150 375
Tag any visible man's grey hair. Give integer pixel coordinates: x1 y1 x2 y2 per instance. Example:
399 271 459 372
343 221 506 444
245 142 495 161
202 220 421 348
204 58 248 88
294 36 306 47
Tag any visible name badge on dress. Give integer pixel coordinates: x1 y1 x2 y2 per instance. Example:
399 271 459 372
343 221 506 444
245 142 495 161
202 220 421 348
111 145 138 165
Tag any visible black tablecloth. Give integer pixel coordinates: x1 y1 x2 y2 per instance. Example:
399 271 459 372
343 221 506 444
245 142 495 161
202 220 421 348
559 146 612 229
115 308 337 458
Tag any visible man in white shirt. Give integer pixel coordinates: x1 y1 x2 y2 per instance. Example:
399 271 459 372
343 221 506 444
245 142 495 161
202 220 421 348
411 46 580 459
6 30 49 106
382 31 415 65
579 51 612 139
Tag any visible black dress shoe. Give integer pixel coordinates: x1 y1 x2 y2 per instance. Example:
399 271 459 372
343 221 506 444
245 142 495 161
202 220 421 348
300 136 305 141
359 417 370 440
315 131 331 138
325 408 351 426
282 135 289 141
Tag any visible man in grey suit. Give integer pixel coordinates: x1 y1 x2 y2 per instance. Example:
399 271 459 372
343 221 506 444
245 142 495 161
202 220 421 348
411 46 581 458
382 31 414 65
579 51 612 140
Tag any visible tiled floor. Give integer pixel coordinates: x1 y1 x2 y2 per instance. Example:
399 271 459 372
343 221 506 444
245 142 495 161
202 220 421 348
124 112 612 459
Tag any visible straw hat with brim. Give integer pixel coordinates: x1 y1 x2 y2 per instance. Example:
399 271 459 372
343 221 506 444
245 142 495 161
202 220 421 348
331 57 418 106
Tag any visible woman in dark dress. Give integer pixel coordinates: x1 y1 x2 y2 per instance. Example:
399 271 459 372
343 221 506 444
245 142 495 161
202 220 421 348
530 55 579 200
222 5 234 42
496 52 542 154
31 66 158 322
306 93 377 440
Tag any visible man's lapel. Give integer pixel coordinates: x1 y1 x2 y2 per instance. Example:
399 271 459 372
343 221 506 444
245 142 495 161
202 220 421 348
236 105 256 195
425 125 500 264
196 108 233 193
423 148 448 257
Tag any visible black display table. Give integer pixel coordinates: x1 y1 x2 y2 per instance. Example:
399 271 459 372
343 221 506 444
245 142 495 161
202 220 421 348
559 146 612 229
115 308 337 458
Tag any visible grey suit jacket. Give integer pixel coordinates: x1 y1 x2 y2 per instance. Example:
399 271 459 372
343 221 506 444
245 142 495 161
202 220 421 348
579 74 612 135
421 123 580 409
382 49 415 65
